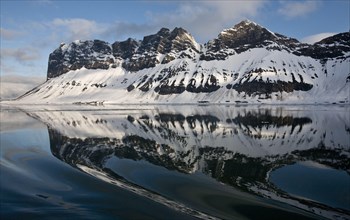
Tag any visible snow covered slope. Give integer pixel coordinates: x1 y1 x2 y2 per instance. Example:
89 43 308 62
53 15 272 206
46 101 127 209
16 20 350 104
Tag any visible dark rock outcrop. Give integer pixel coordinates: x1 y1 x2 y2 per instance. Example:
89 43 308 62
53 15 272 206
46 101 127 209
47 40 114 79
47 27 198 78
122 27 198 71
112 38 140 59
200 20 302 60
228 80 313 97
295 32 350 59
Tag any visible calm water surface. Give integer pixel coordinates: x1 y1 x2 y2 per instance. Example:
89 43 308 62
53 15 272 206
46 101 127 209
1 105 349 220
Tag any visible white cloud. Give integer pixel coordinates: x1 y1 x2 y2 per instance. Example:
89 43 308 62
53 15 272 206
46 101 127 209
8 2 267 47
0 75 45 99
301 32 336 44
0 28 23 40
103 21 158 41
51 18 106 42
204 1 265 21
146 1 267 42
100 1 268 43
0 47 41 63
278 1 320 19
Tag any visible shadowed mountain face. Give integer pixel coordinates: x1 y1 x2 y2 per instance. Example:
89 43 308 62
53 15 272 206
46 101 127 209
27 105 350 219
47 27 199 78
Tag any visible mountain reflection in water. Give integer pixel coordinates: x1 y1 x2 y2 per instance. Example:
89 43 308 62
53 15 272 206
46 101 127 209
6 105 350 219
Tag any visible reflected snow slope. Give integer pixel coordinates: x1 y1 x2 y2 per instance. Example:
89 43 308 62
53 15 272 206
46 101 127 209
19 105 350 219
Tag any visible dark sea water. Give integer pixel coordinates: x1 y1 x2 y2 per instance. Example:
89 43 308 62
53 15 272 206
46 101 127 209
1 105 349 220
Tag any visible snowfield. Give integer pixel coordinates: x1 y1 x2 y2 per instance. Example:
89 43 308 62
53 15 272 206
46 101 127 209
14 47 349 105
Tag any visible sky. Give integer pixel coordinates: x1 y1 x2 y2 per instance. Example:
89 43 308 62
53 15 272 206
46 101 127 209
1 0 349 78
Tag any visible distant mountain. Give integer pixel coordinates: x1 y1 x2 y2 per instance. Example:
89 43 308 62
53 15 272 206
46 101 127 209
0 75 45 100
16 20 350 104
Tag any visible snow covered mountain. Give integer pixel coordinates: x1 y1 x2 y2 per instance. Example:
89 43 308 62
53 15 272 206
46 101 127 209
17 20 350 104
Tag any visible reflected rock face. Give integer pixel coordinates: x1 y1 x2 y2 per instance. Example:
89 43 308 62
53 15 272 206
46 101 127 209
30 106 350 218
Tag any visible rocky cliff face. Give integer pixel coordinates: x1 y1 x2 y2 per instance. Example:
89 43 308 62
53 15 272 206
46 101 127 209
295 32 350 59
47 27 199 78
200 20 302 61
22 20 350 104
122 27 199 71
48 40 115 79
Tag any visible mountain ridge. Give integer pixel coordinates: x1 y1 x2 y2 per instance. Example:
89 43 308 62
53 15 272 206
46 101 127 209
16 20 350 104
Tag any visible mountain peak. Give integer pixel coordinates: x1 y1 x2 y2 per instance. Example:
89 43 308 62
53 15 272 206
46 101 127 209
156 27 171 36
135 27 198 55
169 27 199 51
206 20 278 54
121 26 199 71
170 27 188 37
233 19 260 28
199 20 304 61
220 20 274 37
